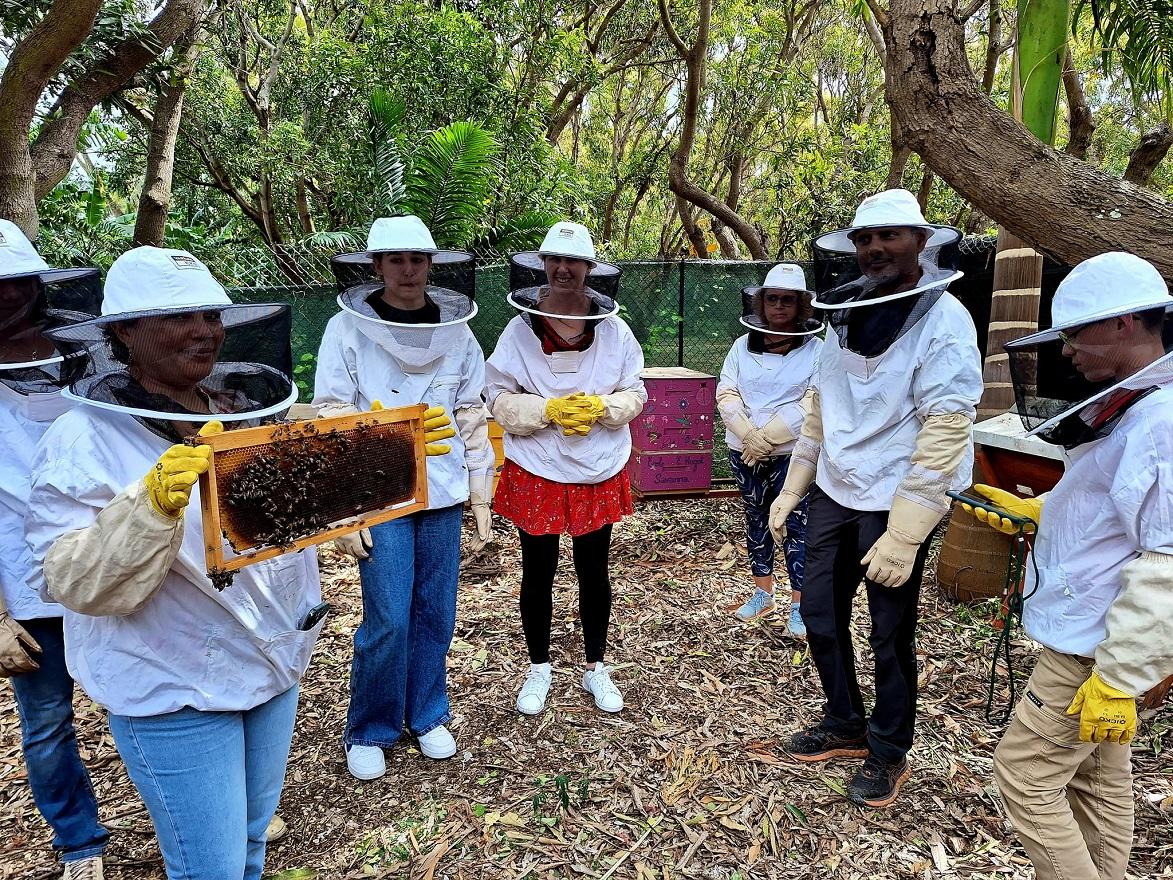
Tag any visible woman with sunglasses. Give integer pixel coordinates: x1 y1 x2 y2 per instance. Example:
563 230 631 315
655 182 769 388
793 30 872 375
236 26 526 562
717 264 823 634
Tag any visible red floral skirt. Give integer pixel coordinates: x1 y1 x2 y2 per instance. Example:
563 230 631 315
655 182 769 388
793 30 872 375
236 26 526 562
493 460 634 537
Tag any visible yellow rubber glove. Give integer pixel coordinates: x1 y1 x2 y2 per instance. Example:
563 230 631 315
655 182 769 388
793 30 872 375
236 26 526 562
1066 670 1137 744
423 405 455 456
143 420 222 519
546 393 587 429
960 484 1042 535
557 394 606 436
370 399 453 456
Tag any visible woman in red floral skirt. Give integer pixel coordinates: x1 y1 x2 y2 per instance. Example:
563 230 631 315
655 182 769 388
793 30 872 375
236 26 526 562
485 221 646 716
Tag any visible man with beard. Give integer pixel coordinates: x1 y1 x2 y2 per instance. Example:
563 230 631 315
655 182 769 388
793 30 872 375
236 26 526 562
768 189 983 807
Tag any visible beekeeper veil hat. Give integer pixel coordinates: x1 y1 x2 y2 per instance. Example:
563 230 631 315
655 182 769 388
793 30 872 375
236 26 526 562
47 246 295 441
1005 251 1173 448
331 215 476 372
0 219 101 396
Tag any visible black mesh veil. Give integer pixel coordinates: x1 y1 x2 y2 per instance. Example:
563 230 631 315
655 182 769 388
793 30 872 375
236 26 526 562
47 303 296 442
507 253 622 320
329 250 476 300
0 268 102 395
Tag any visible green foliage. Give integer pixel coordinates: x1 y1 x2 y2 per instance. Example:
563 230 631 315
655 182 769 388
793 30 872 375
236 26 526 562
405 122 498 248
1076 0 1173 118
1017 0 1070 142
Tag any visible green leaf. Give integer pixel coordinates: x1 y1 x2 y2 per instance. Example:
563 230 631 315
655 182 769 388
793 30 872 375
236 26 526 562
404 121 497 248
1016 0 1069 143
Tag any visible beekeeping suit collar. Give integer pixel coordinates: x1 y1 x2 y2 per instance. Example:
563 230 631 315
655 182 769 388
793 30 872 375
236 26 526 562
1005 252 1173 448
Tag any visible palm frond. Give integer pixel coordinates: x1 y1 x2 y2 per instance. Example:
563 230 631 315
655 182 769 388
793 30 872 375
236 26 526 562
369 88 407 214
299 228 365 251
404 121 498 248
1076 0 1173 116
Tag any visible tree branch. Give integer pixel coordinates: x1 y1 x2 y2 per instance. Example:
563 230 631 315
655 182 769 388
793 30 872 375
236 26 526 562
29 0 209 202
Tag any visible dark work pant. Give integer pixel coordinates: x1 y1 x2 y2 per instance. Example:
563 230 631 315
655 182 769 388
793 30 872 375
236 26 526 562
800 484 932 763
518 525 613 664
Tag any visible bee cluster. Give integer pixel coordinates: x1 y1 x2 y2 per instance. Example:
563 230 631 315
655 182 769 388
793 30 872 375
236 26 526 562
213 419 417 561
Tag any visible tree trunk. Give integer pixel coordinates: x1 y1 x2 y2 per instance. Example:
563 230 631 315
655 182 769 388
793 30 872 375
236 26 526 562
1061 49 1094 160
657 0 768 260
1124 124 1173 187
0 0 103 237
134 27 203 246
979 228 1043 417
676 196 709 259
882 0 1173 280
30 0 208 203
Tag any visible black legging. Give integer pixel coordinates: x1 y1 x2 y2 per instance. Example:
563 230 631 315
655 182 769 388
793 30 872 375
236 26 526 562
518 525 613 664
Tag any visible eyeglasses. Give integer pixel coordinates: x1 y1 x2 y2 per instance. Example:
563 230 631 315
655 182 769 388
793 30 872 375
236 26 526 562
762 293 800 307
1056 323 1091 347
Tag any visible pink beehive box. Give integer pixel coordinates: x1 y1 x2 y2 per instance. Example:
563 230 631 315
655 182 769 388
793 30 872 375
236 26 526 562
628 367 716 452
627 450 713 493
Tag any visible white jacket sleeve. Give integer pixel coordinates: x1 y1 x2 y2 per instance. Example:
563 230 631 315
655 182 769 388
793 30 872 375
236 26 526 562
791 387 822 472
454 336 495 478
42 481 184 616
311 315 360 414
599 322 647 428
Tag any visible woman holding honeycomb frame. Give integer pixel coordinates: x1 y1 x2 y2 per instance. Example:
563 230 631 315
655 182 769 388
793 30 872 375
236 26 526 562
25 246 321 880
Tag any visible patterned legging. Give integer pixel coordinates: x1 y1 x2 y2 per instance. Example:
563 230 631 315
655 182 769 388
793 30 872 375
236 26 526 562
728 449 808 588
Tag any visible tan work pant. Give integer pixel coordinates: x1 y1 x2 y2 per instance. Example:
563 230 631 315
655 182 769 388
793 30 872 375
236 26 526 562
992 647 1134 880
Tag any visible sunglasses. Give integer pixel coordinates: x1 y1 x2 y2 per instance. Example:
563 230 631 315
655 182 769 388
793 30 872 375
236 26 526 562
762 293 800 307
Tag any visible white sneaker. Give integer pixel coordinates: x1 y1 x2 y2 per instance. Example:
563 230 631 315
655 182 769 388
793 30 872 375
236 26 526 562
345 743 386 780
417 725 457 759
264 814 288 843
516 663 552 715
582 664 624 713
62 856 103 880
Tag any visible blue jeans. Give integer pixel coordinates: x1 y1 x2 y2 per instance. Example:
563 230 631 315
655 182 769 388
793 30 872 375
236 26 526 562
108 686 299 880
9 617 109 863
728 450 808 588
346 504 463 748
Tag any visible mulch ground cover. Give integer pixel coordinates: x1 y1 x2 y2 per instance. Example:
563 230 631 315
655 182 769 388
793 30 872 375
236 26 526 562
3 500 1170 879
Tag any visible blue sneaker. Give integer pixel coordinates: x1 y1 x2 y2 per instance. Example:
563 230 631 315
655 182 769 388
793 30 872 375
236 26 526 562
733 588 776 621
787 604 807 638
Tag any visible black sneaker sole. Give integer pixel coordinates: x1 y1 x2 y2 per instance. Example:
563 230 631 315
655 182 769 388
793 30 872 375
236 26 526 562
848 764 912 808
786 745 869 764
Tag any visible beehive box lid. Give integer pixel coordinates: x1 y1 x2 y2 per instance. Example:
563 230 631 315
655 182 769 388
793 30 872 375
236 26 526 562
639 367 714 381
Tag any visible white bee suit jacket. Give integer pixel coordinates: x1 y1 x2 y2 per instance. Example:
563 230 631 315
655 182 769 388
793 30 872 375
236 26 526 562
312 312 494 508
1023 379 1173 694
717 335 821 455
485 315 647 484
815 293 982 512
0 383 72 620
25 407 322 717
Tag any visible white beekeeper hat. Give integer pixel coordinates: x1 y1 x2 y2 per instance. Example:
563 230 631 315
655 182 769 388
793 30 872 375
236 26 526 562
0 218 98 285
814 188 961 254
1047 251 1170 339
1004 251 1173 446
367 215 439 255
537 221 598 264
739 263 823 336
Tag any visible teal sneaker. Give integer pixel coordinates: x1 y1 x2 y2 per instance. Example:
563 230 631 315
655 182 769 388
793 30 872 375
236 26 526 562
733 588 776 621
788 604 807 638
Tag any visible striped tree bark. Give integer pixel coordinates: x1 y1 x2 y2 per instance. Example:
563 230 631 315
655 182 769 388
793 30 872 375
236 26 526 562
979 228 1042 418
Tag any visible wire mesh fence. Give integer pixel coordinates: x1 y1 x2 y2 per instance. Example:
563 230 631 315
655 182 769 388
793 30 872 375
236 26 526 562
204 237 1070 481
